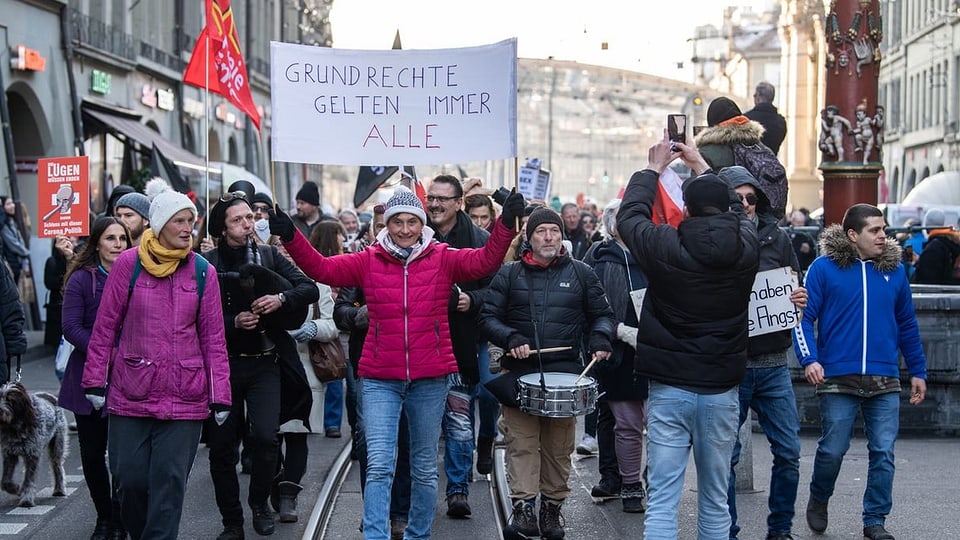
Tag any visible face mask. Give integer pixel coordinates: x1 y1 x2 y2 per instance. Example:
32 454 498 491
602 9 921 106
254 218 271 243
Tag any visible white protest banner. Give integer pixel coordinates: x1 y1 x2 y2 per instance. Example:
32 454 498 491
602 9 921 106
270 39 517 166
748 267 801 337
517 165 538 200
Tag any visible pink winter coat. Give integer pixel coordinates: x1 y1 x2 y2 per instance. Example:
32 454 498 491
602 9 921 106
81 249 231 420
283 219 514 380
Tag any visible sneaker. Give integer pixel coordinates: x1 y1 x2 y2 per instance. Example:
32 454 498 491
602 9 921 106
251 502 275 536
389 519 406 540
503 499 538 540
589 478 621 503
215 526 244 540
766 534 794 540
806 497 828 533
576 434 598 455
863 524 895 540
446 492 472 518
620 482 645 513
538 498 566 540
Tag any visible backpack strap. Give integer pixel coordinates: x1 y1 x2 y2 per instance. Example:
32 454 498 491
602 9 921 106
194 254 208 301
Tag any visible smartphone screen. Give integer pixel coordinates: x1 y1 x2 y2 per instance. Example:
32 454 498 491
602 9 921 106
667 114 687 144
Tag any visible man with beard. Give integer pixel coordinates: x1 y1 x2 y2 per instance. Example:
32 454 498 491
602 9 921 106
293 181 322 237
480 206 615 540
425 175 499 519
114 192 150 246
203 191 319 540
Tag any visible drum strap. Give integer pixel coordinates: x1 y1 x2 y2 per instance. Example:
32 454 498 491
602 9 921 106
525 267 548 393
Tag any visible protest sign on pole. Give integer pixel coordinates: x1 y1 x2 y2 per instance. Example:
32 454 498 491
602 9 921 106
270 39 517 166
748 267 801 337
37 156 90 238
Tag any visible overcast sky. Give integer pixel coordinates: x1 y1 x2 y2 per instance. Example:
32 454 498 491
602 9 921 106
329 0 776 82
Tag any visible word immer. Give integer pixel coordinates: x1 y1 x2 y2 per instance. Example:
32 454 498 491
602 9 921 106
284 63 460 88
312 93 491 115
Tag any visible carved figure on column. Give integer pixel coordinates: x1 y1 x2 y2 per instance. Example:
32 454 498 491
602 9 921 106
872 105 885 150
820 105 853 161
853 100 876 164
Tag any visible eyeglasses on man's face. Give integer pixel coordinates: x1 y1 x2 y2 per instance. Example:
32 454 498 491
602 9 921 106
739 193 758 206
252 204 271 213
425 195 461 204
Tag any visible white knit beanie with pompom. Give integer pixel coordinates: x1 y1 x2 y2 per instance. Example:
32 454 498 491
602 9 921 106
144 177 197 235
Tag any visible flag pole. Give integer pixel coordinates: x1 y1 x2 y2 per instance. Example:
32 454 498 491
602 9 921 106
203 29 210 239
513 156 519 232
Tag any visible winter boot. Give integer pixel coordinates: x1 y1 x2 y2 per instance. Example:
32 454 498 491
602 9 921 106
539 497 566 540
476 436 495 475
277 481 303 523
590 477 621 504
503 499 538 539
621 482 646 513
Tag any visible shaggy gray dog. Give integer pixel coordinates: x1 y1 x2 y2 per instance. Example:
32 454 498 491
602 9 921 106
0 382 68 507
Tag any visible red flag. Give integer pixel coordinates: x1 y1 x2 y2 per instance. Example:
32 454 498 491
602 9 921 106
401 167 426 207
652 167 685 228
183 0 261 131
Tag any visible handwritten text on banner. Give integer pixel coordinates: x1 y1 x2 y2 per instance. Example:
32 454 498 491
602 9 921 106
270 39 518 166
748 267 801 337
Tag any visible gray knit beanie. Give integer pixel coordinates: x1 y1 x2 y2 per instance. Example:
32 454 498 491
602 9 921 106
383 186 426 224
115 192 150 221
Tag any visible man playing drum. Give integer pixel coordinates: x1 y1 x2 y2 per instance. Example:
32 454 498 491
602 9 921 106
479 207 615 540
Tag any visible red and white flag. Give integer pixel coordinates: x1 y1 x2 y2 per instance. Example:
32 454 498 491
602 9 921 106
653 167 685 228
183 0 261 131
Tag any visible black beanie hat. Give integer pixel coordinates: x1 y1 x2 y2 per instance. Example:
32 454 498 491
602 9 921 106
707 97 743 127
525 207 564 240
683 174 730 217
296 181 320 206
252 192 274 207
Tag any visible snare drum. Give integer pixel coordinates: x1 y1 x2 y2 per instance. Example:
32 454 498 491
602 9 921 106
517 372 598 418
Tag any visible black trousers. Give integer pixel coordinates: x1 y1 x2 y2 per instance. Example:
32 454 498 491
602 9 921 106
108 416 202 540
207 357 281 527
597 400 621 485
75 411 122 527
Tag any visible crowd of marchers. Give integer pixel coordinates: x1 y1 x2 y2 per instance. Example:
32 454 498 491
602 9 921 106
2 83 939 540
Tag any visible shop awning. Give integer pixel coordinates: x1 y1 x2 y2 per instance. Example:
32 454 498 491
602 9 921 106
82 106 205 170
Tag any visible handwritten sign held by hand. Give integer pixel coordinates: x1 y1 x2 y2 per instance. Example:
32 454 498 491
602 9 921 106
748 267 800 337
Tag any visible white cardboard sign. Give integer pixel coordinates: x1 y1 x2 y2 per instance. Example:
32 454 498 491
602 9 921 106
748 267 801 337
270 39 518 166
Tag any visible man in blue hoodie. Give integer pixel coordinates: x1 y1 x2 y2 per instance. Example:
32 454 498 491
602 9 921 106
795 203 927 540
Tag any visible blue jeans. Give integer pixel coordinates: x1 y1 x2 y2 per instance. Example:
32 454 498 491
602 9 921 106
361 376 448 540
644 382 739 540
443 375 475 496
728 366 801 538
323 379 343 432
810 391 900 528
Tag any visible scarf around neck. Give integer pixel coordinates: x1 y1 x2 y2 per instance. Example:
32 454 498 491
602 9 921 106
138 229 191 278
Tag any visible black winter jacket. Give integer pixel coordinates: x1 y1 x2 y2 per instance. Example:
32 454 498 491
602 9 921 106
731 174 802 358
479 250 615 376
0 265 26 382
584 240 649 401
333 285 366 374
617 169 759 390
914 231 960 285
745 102 787 155
429 211 492 385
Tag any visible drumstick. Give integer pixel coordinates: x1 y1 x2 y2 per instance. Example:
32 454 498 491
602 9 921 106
505 346 572 357
575 356 599 384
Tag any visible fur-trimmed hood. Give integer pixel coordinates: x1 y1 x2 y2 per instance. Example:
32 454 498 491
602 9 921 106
819 224 902 272
694 120 765 147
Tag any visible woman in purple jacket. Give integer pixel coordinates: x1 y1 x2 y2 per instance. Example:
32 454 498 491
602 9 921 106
60 217 131 540
82 179 232 540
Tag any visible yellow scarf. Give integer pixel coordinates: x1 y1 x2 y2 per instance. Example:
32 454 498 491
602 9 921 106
137 229 192 278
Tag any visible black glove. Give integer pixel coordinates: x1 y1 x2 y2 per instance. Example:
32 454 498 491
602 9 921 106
506 333 530 351
499 189 526 229
269 204 296 242
588 332 613 354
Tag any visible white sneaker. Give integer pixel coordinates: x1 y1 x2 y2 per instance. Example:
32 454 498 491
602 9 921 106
576 434 598 455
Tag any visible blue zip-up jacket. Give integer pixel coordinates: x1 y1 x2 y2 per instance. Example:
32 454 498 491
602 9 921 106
793 224 926 380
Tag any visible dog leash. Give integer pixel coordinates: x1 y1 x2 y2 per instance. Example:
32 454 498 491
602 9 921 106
5 354 21 383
